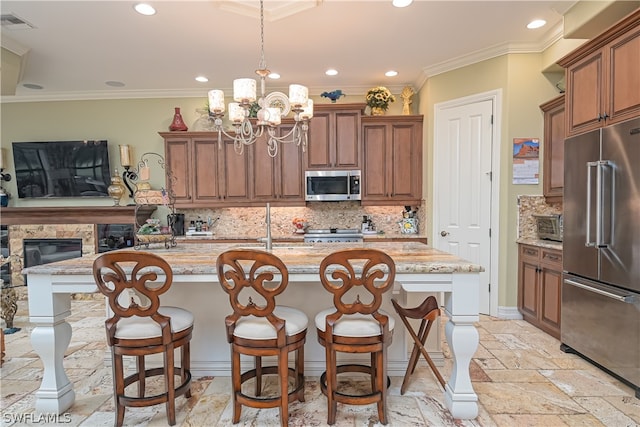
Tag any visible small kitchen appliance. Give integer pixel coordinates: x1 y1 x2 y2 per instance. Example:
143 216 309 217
303 228 363 243
167 213 185 236
532 213 562 241
305 170 361 201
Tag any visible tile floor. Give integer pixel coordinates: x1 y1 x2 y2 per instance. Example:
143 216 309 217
1 298 639 427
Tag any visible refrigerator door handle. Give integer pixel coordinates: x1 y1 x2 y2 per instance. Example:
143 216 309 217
586 161 597 247
597 160 612 248
564 278 636 303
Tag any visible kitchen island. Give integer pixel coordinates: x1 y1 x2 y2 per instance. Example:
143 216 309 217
25 241 482 419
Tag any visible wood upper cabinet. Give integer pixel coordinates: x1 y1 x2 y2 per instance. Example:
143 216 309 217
540 95 565 203
518 244 563 338
161 132 250 207
306 103 365 170
250 123 305 205
559 10 640 137
361 115 423 205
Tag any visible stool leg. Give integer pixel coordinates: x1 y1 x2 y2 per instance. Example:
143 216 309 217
255 356 262 396
278 347 289 427
401 319 427 395
296 344 305 402
326 343 337 425
113 352 126 427
231 347 242 424
165 344 176 426
376 349 388 425
136 355 146 397
182 342 192 398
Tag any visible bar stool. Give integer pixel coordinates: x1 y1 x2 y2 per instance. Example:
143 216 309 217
391 296 446 394
315 248 396 425
216 249 307 427
93 251 193 427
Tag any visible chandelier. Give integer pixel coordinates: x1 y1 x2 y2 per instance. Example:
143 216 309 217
207 0 313 157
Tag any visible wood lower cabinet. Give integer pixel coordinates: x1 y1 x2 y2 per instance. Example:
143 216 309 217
518 244 563 338
361 115 423 205
559 9 640 137
162 132 250 207
540 95 565 203
306 103 364 170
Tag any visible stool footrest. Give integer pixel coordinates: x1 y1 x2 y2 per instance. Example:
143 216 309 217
319 364 391 404
120 367 192 408
237 366 305 408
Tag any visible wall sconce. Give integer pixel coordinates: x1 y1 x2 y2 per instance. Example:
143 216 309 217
0 148 12 183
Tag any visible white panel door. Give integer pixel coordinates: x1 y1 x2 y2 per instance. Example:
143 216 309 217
434 99 493 314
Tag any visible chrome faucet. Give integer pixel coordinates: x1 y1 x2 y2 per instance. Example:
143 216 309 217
257 203 272 250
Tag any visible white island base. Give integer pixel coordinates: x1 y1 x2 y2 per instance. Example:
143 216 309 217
26 242 481 420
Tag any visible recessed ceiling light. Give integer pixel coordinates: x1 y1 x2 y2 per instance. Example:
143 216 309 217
22 83 43 90
325 69 338 76
134 3 156 16
195 76 208 83
385 70 398 77
268 72 281 79
105 81 125 87
527 19 546 29
392 0 413 7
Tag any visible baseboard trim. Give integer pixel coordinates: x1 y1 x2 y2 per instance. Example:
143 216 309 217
496 306 523 320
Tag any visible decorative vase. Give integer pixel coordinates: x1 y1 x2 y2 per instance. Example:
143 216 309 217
107 170 125 206
371 106 385 116
192 108 216 131
169 107 188 131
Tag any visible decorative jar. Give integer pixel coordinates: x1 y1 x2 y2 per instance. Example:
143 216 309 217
169 107 188 131
107 170 125 206
398 218 419 234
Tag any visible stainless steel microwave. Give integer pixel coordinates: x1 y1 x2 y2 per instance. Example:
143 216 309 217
305 170 361 201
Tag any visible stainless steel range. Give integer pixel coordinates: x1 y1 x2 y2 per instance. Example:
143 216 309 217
304 228 363 243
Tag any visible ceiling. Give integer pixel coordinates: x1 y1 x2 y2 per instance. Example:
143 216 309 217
0 1 592 101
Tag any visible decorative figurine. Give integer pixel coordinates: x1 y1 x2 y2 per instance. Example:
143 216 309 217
401 86 415 115
320 90 345 103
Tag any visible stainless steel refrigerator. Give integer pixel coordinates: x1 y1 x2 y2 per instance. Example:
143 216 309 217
562 117 640 399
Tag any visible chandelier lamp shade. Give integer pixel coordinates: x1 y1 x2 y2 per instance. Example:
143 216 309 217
207 0 313 157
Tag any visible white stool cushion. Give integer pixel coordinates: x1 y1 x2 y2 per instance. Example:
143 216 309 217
315 308 395 338
114 306 194 340
233 306 308 340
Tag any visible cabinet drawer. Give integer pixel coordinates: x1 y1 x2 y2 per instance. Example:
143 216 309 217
541 249 562 267
520 245 540 260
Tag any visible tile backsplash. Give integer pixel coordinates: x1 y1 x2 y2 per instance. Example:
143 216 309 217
178 201 426 238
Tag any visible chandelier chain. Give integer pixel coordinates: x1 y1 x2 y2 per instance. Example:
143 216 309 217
258 0 266 72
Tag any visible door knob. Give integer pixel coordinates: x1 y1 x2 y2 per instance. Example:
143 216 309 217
440 231 449 237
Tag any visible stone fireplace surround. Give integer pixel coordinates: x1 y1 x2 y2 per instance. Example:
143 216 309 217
1 206 155 291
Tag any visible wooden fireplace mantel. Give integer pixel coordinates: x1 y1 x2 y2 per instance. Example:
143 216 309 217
0 205 156 226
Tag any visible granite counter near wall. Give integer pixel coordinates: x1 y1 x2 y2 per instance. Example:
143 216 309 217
516 237 562 251
517 195 562 240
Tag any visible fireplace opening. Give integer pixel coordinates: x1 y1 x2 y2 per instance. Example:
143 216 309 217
23 238 82 284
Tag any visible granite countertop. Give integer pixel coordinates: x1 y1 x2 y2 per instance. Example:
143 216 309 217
24 242 482 276
176 233 428 242
517 238 563 251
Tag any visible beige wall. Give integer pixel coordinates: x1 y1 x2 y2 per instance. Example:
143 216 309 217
1 98 207 206
418 53 561 308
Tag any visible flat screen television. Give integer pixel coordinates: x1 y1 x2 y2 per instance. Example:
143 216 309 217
12 140 112 198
